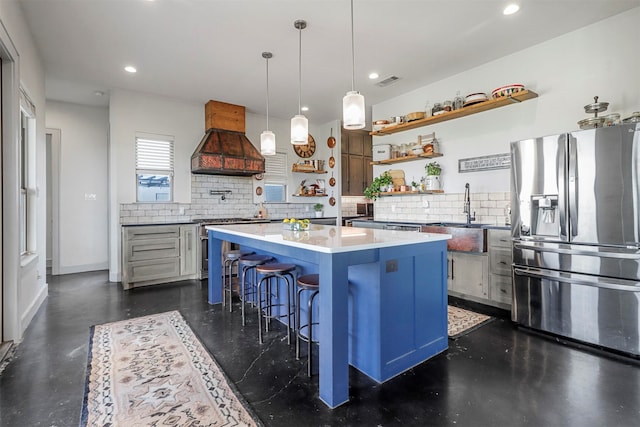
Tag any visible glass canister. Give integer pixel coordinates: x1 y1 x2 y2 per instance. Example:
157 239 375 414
453 91 464 110
390 144 399 159
602 113 620 127
432 102 443 116
443 100 453 112
400 143 408 157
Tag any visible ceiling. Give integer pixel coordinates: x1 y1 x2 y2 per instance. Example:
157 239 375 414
19 0 640 125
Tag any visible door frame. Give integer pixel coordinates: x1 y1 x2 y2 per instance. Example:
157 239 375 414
46 128 61 275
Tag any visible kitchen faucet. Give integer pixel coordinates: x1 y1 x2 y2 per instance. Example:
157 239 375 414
463 183 476 224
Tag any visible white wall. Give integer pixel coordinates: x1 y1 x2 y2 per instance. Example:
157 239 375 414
0 0 47 341
46 101 109 273
372 8 640 195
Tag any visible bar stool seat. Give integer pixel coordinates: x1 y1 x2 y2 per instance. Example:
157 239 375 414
238 254 273 325
256 263 297 344
295 274 320 377
222 250 254 311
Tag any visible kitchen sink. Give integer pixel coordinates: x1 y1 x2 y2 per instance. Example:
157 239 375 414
421 224 487 252
426 222 487 229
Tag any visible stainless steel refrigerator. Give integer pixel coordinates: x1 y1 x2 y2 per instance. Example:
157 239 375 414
510 122 640 356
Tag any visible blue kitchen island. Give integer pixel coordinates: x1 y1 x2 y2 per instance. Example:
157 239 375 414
207 223 450 408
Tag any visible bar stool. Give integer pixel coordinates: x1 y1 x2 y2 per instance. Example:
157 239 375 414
238 254 273 326
256 263 297 345
295 274 320 377
222 249 254 312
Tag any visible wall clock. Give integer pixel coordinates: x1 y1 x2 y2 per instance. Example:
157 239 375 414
293 134 316 158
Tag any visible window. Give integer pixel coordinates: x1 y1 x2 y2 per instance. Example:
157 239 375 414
136 133 174 202
263 152 287 203
19 90 36 256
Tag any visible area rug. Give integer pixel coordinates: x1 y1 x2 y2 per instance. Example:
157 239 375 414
448 305 493 338
81 310 261 427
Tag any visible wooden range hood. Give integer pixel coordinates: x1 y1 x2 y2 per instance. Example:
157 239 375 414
191 100 265 176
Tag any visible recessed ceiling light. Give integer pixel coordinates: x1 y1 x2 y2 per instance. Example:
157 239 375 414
124 66 137 73
301 106 309 112
93 90 105 97
368 72 379 80
503 4 520 15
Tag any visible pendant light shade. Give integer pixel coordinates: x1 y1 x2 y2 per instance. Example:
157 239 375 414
343 0 365 130
343 90 365 130
260 52 276 155
291 19 309 145
260 130 276 155
291 114 309 144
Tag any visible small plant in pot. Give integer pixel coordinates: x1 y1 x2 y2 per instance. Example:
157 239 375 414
363 171 394 201
425 161 442 191
313 203 324 217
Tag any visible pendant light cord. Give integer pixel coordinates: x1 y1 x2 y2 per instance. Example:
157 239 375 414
266 56 270 130
350 0 355 92
298 25 302 115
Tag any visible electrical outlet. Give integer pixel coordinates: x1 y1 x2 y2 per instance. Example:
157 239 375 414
84 193 97 201
305 206 309 212
422 200 429 208
391 204 396 213
179 206 185 215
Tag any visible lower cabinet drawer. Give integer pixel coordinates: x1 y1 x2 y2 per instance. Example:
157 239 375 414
490 273 512 305
127 238 180 261
125 258 181 284
490 247 512 276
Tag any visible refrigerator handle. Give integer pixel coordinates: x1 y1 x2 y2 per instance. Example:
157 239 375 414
513 267 639 293
568 136 578 238
558 135 567 240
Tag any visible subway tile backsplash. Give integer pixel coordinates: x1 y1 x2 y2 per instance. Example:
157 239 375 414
120 175 317 224
373 192 511 226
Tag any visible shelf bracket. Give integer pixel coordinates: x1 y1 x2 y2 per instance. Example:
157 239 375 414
506 95 522 104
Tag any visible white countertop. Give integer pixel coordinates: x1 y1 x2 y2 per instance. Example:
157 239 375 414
206 223 451 254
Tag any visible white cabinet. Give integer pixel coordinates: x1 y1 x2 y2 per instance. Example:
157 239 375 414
122 224 198 289
447 252 489 300
180 224 198 276
488 229 512 309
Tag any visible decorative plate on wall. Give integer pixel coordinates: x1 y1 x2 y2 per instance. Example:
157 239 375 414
254 173 264 181
255 186 263 196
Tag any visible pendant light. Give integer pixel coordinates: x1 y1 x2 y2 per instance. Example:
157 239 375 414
260 52 276 156
291 19 308 145
343 0 365 130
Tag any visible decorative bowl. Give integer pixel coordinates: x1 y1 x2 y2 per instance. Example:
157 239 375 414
491 84 525 99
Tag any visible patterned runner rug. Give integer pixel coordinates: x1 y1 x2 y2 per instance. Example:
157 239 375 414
447 305 494 338
81 311 261 426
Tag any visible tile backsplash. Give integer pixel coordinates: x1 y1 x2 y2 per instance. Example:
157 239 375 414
120 175 317 224
373 191 511 226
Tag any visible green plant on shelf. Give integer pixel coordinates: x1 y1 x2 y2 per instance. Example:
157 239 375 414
363 171 393 201
426 161 441 176
313 203 324 212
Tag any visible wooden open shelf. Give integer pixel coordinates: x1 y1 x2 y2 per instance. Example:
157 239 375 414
379 190 444 196
292 194 328 197
371 152 443 165
292 169 327 174
370 90 538 136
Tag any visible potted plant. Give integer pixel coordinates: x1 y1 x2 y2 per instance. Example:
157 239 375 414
363 171 393 200
425 161 442 191
313 203 324 218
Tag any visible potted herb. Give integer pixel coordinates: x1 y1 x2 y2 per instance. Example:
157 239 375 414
425 161 441 191
425 161 441 176
363 171 393 200
313 203 324 218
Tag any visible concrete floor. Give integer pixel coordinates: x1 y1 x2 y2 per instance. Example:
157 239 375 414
1 270 639 426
